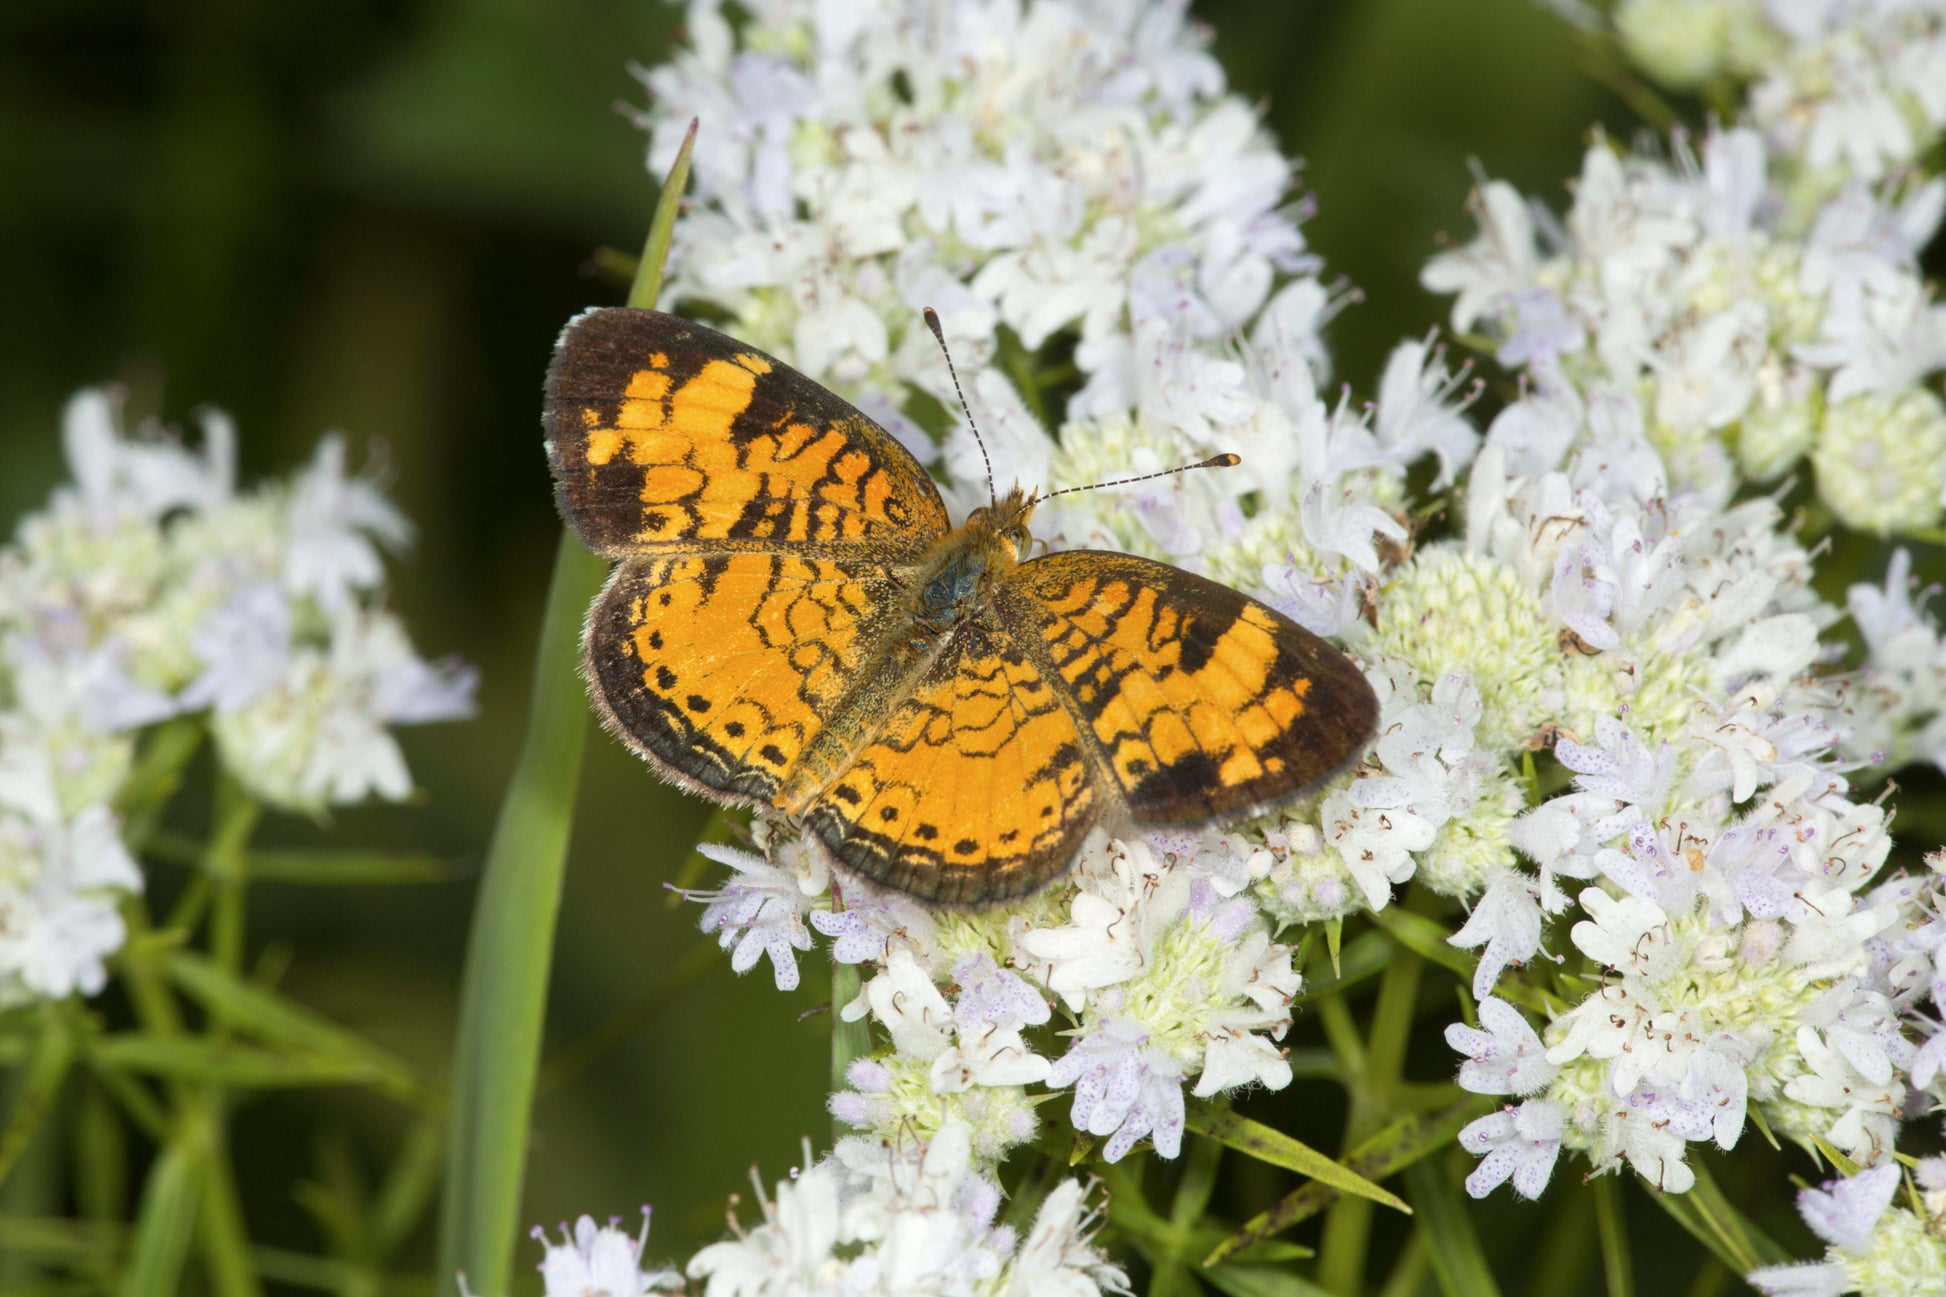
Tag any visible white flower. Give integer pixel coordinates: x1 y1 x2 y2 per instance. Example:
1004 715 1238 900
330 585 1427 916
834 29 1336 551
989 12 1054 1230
1457 1099 1565 1200
1446 998 1557 1096
532 1212 680 1296
283 435 412 610
686 843 818 992
1047 1018 1187 1163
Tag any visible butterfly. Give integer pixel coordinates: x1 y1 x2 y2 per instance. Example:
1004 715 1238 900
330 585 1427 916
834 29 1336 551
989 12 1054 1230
544 308 1378 906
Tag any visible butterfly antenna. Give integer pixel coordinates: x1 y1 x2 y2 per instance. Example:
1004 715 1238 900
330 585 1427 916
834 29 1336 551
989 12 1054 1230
1041 454 1242 501
924 307 996 508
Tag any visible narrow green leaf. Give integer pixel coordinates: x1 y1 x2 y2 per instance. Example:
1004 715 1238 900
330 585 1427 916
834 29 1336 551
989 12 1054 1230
245 848 463 886
0 1217 372 1294
1645 1159 1790 1274
1206 1096 1487 1264
117 1136 202 1297
438 122 695 1295
1402 1158 1502 1297
434 532 605 1296
1186 1102 1410 1217
1521 1180 1594 1297
626 117 697 310
197 1140 264 1297
1204 1264 1339 1297
73 1081 129 1226
165 953 431 1106
1324 918 1344 978
0 1013 74 1189
1592 1176 1633 1297
371 1119 445 1259
90 1036 386 1090
1293 932 1393 1009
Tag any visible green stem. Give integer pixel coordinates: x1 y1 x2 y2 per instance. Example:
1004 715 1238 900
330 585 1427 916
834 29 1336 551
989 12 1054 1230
1317 926 1425 1296
195 1107 263 1297
435 118 696 1296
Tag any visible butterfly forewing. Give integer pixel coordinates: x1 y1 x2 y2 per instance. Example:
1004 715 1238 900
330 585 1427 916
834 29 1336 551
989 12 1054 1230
545 308 951 557
1002 550 1378 823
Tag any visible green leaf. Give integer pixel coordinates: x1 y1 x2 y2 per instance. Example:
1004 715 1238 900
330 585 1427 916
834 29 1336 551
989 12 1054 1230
0 1012 74 1190
1204 1264 1339 1297
1402 1158 1502 1297
1591 1176 1633 1297
1645 1159 1791 1274
1186 1102 1410 1217
437 124 695 1296
117 1136 202 1297
1293 929 1392 1007
626 116 696 310
1206 1096 1487 1264
164 953 431 1107
89 1037 387 1090
244 848 463 886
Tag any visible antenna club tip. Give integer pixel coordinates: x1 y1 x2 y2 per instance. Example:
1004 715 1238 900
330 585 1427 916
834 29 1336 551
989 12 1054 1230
1210 453 1241 468
922 306 944 338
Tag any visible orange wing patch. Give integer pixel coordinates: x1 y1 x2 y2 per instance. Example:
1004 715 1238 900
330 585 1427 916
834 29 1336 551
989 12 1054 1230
545 308 950 557
1006 551 1377 823
584 551 907 804
797 616 1098 906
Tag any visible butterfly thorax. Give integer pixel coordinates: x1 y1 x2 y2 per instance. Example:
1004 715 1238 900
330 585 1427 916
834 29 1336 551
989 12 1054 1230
908 487 1037 639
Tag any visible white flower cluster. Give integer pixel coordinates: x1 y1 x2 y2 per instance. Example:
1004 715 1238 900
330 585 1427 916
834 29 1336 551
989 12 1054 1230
1424 125 1946 535
523 1123 1125 1297
643 0 1326 467
1411 433 1946 1197
1748 1160 1946 1296
0 390 474 1004
694 819 1301 1169
1609 0 1946 200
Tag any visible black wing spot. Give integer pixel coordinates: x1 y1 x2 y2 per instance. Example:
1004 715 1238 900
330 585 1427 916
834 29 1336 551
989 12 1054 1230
760 744 787 766
954 838 979 856
655 666 678 690
915 823 938 841
647 630 663 650
685 694 711 713
1124 756 1151 776
1176 621 1218 675
999 829 1019 844
723 720 744 737
879 806 899 822
833 784 862 805
657 591 673 607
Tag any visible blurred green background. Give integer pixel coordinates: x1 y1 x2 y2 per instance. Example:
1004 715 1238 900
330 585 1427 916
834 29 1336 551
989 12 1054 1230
4 0 1918 1289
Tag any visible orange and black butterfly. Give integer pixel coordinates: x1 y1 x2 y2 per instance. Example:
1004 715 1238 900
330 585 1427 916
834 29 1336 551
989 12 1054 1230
544 308 1377 906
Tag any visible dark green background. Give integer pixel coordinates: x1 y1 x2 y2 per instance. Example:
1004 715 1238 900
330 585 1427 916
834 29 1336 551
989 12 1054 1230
3 0 1921 1290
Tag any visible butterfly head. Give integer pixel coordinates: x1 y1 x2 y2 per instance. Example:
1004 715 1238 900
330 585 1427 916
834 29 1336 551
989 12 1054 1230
964 484 1039 562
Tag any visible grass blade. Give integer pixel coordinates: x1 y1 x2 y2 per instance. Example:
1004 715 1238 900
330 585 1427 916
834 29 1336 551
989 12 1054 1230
434 119 697 1297
1644 1159 1789 1275
1403 1158 1502 1297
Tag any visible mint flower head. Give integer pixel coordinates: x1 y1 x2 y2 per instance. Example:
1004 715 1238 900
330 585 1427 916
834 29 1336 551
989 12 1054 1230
0 389 474 1003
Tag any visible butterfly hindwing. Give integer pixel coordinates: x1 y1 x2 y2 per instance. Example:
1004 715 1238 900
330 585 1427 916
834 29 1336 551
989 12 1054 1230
800 610 1099 906
584 550 911 805
1005 550 1378 823
545 308 951 557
